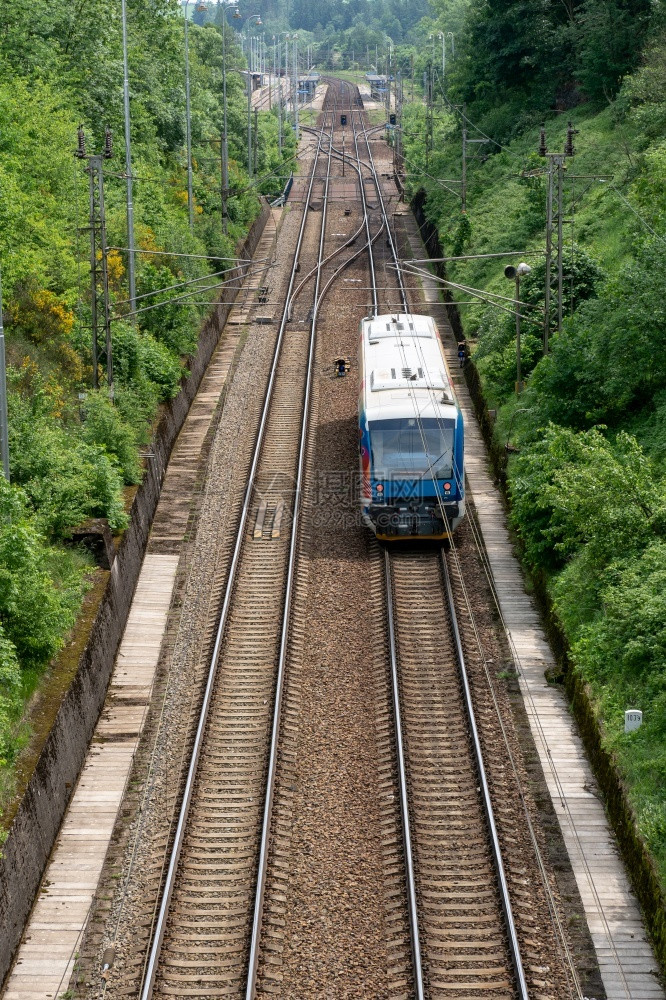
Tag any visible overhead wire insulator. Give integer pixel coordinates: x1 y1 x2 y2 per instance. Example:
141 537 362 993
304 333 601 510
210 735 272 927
75 125 87 159
104 127 113 159
564 122 577 158
538 124 547 157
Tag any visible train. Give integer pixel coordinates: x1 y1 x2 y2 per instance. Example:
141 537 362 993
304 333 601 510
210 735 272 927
358 313 465 541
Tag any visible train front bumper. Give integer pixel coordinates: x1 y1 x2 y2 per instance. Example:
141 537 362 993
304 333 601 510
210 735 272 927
368 502 460 540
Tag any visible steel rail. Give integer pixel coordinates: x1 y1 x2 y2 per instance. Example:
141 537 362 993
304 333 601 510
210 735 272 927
383 551 427 1000
440 551 530 1000
287 136 386 314
351 108 379 317
355 77 529 997
138 114 332 1000
355 75 529 996
288 214 366 317
348 88 426 999
244 100 336 1000
355 113 409 313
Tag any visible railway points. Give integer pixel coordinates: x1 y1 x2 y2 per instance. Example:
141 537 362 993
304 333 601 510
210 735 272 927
3 76 664 1000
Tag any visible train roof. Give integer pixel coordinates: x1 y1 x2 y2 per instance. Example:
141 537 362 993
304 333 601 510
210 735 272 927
361 313 459 423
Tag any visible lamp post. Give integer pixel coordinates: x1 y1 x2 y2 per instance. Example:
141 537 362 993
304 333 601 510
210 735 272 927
504 263 532 394
245 14 262 179
120 0 136 317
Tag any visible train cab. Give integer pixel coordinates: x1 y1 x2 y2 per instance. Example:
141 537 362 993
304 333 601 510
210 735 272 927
358 313 465 541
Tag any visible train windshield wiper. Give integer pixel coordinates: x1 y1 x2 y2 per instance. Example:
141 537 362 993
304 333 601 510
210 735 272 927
418 450 452 480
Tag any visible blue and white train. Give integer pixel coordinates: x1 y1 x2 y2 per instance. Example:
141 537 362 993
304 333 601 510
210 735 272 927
358 313 465 541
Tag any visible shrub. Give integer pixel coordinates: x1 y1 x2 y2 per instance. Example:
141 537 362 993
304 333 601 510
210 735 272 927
81 391 142 484
0 478 79 668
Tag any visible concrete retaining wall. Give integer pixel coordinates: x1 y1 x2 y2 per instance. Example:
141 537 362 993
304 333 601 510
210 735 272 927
0 200 270 987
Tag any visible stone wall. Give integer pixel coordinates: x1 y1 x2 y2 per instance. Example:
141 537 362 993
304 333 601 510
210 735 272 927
0 200 270 987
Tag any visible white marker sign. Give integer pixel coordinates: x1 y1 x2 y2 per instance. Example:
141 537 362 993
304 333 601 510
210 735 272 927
625 710 642 733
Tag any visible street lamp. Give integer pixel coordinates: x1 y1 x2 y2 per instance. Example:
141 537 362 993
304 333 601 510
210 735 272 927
504 262 532 394
245 14 262 179
220 1 241 235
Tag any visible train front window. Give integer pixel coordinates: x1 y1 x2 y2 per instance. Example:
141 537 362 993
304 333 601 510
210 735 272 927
370 418 455 479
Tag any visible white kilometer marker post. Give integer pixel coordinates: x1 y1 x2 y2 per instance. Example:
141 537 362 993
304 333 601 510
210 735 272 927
625 709 642 733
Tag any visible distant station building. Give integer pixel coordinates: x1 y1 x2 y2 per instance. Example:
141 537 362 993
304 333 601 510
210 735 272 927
298 73 320 100
366 73 388 101
242 70 265 92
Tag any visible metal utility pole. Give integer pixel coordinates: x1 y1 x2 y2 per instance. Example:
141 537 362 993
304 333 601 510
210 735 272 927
539 122 577 351
0 261 10 480
462 123 467 211
245 14 262 179
184 0 195 231
276 33 288 155
76 126 114 393
386 44 391 117
253 107 258 175
462 109 489 214
247 57 253 178
292 35 299 140
505 262 531 394
220 3 240 235
120 0 136 317
423 70 431 169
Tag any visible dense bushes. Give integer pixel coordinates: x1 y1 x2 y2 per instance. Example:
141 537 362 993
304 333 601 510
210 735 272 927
0 0 294 801
402 21 666 888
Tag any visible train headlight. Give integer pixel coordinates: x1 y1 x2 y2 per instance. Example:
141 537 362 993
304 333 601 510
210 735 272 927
376 483 384 493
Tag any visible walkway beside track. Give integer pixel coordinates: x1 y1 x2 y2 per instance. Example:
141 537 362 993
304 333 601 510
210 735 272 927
399 207 665 1000
1 211 280 1000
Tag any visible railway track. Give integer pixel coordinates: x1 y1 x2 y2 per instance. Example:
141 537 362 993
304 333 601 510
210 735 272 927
341 87 530 999
89 78 580 1000
132 92 338 1000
